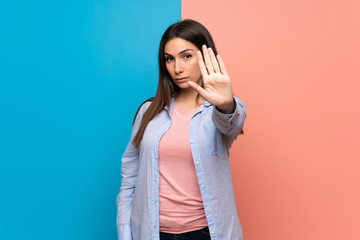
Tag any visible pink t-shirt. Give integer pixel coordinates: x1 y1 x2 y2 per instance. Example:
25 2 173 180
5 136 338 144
158 104 208 233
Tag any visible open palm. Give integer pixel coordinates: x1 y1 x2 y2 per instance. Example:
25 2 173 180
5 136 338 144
187 45 234 113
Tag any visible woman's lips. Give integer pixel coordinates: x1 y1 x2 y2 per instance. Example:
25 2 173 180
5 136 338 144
175 77 189 82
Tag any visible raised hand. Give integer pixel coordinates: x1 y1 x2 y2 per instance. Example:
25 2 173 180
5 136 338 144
187 45 235 113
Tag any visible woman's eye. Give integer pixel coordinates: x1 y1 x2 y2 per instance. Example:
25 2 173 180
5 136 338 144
184 54 192 59
165 56 174 62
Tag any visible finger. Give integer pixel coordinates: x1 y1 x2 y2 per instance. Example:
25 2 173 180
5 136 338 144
217 54 228 75
187 81 209 99
202 45 214 73
197 51 209 78
209 48 220 73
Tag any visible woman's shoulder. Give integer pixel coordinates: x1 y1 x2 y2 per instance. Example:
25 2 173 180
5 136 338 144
137 98 153 113
132 98 154 124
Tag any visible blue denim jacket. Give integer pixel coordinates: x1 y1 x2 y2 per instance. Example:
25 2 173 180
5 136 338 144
117 96 246 240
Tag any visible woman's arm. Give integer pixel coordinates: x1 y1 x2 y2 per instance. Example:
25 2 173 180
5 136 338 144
116 103 148 240
187 45 246 146
212 96 246 148
116 142 138 239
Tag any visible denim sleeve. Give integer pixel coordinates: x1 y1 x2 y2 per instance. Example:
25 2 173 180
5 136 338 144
211 96 247 148
116 102 149 239
117 224 132 240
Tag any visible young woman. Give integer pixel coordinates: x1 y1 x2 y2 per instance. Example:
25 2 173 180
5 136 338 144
116 19 246 240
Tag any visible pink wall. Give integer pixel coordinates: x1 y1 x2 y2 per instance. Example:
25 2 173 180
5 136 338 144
182 1 360 239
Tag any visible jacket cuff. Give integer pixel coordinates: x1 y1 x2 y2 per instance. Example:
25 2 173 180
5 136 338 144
117 224 132 240
212 97 246 134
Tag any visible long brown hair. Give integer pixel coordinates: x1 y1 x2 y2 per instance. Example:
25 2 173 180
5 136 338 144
132 19 219 148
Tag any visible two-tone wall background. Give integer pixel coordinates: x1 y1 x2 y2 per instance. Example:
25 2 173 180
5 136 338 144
1 0 359 239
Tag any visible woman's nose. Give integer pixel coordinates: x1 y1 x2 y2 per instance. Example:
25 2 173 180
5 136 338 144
174 60 184 74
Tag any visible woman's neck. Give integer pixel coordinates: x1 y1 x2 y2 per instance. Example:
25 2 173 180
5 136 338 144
175 88 204 109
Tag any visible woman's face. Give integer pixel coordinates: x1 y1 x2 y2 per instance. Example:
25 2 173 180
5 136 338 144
164 38 202 90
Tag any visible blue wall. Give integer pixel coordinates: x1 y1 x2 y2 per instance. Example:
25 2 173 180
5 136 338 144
0 1 180 239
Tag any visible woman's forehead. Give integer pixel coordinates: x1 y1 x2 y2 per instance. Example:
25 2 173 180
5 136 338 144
164 38 199 55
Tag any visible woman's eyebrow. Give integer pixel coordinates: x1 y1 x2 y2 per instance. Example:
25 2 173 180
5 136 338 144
164 49 194 56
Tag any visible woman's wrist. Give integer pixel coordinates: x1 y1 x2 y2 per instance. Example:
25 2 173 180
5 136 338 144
216 97 236 114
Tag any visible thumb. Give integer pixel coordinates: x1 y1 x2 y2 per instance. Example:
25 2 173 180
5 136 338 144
187 81 207 98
